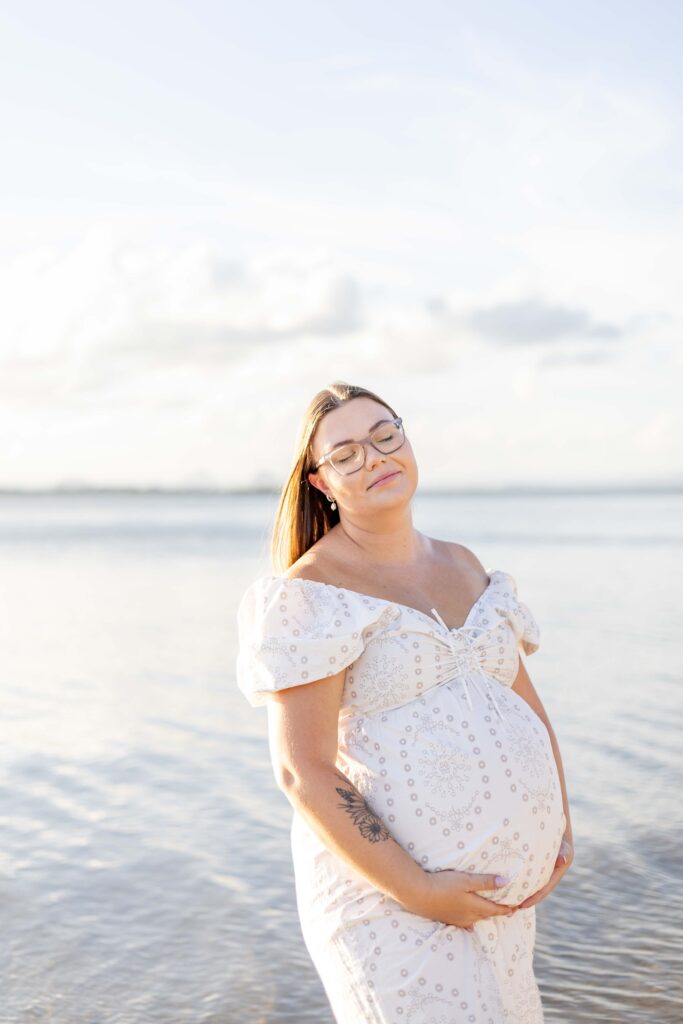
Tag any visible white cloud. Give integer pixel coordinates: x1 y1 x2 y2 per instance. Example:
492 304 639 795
1 10 682 487
0 231 369 407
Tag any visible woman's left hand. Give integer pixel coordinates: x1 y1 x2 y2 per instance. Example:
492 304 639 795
512 836 574 911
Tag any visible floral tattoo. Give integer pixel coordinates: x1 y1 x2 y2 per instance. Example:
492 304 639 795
334 771 390 843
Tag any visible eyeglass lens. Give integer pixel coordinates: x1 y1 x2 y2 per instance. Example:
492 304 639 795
329 420 404 474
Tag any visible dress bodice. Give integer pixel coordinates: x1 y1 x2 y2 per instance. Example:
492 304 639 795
236 568 540 718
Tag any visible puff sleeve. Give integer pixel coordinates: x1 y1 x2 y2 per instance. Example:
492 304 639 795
498 571 541 656
235 576 400 708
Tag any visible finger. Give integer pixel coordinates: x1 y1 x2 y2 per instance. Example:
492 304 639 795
517 880 552 909
466 872 511 892
466 892 517 917
465 891 511 910
488 903 517 918
517 891 545 909
556 840 572 866
517 880 553 909
516 889 543 909
478 904 517 923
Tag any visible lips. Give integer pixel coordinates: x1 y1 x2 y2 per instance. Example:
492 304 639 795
369 470 399 489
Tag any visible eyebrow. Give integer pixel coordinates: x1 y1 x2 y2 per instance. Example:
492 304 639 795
323 417 392 453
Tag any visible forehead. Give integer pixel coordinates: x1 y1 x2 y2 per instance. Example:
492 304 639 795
314 399 393 454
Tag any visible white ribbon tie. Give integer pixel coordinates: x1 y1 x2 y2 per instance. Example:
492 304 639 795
430 608 506 720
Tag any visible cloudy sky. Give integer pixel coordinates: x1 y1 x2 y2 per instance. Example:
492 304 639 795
1 0 681 489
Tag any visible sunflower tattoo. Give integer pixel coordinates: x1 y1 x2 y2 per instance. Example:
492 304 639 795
334 771 390 843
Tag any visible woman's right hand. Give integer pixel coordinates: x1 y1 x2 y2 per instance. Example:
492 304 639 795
408 868 519 929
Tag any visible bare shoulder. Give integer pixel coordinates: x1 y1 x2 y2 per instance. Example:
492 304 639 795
436 539 488 578
282 530 342 584
283 558 324 584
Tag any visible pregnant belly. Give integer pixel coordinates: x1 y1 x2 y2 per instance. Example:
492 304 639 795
339 684 566 908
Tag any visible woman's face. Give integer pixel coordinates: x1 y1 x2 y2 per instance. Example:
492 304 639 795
307 397 418 514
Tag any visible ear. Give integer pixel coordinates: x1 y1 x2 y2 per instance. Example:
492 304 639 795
307 469 326 494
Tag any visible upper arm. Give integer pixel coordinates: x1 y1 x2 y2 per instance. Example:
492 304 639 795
265 669 345 789
511 654 549 724
259 563 346 789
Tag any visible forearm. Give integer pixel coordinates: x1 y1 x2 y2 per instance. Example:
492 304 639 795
544 717 573 841
281 762 426 909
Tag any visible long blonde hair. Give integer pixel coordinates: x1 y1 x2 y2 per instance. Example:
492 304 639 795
270 381 399 573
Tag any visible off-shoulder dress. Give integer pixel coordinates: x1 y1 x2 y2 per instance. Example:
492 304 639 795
236 568 565 1024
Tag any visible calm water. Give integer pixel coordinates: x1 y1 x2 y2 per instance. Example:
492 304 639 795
1 491 682 1023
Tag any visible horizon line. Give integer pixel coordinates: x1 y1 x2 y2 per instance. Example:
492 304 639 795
0 481 682 497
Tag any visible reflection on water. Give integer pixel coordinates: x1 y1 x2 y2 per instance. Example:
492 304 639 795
1 491 682 1022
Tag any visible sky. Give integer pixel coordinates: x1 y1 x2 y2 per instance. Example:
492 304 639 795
1 0 682 490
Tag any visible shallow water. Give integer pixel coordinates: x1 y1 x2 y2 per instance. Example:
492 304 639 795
1 490 682 1022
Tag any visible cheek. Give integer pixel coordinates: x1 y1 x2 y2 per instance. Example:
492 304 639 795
400 440 416 463
398 447 418 479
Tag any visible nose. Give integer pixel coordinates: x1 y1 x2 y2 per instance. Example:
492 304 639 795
364 445 386 470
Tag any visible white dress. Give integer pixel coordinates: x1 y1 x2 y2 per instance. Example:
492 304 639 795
236 568 566 1024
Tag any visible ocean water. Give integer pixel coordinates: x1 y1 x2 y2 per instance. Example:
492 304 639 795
1 490 682 1023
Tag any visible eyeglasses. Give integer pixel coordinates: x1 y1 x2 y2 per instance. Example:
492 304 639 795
313 417 405 476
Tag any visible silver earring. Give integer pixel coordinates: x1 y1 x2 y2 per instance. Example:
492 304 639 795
326 493 337 511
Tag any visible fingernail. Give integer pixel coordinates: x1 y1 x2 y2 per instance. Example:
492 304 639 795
495 875 509 885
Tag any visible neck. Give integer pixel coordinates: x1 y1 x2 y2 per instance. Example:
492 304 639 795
336 507 427 565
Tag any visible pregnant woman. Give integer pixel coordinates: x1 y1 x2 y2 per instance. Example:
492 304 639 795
236 381 574 1023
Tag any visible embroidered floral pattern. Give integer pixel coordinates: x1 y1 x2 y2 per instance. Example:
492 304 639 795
236 567 562 1023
